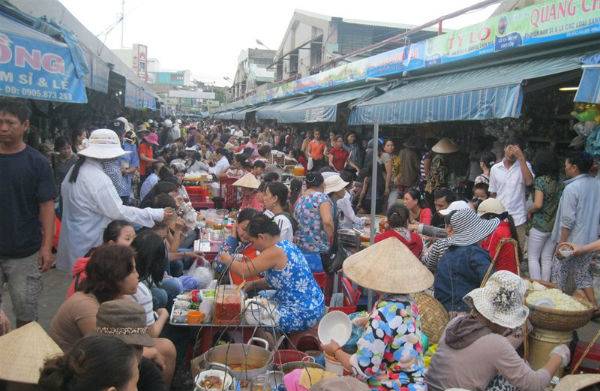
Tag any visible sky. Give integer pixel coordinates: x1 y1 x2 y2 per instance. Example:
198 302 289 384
58 0 498 87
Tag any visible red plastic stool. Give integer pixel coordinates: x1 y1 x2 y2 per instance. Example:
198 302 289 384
572 341 600 373
313 272 331 304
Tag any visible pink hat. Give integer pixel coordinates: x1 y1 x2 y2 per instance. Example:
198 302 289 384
144 133 159 146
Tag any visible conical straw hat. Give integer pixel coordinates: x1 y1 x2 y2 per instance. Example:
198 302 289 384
0 322 62 384
342 238 433 294
431 137 459 154
233 173 260 189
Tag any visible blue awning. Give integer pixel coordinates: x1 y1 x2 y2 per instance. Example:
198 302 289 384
349 53 587 126
575 54 600 104
255 96 313 120
0 13 88 103
277 87 380 123
214 110 234 120
230 106 260 121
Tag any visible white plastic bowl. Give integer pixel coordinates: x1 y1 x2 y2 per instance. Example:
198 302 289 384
318 310 352 346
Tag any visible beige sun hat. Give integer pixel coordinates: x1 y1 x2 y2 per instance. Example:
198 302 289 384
343 238 434 294
78 129 130 160
477 198 506 216
464 270 529 329
554 374 600 391
0 322 62 384
431 137 459 154
233 172 261 189
324 174 349 194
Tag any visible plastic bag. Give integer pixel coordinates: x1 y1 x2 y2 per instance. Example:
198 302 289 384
184 260 214 289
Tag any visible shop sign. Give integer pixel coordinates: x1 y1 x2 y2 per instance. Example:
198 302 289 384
0 31 87 103
242 0 600 107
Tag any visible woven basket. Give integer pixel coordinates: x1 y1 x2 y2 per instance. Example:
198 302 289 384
413 292 449 344
526 296 594 331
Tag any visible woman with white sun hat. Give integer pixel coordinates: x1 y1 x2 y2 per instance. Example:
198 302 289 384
426 270 569 391
56 129 173 272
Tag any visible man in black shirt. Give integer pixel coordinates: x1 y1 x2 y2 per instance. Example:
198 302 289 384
0 98 56 329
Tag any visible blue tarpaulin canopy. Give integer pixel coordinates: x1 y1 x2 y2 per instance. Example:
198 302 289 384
213 110 234 120
575 54 600 104
0 13 88 103
277 87 380 123
349 53 588 126
230 106 259 121
255 96 313 120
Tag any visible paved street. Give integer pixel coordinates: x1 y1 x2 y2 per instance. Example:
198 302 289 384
2 268 70 330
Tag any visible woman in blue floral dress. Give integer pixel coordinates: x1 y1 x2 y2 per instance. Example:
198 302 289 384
219 214 325 333
293 172 335 272
322 238 433 391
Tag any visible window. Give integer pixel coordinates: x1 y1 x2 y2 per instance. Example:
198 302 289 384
275 60 283 82
289 49 299 75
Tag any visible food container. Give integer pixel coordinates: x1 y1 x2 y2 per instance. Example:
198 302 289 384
214 285 244 325
187 310 205 324
526 297 594 331
198 338 273 381
292 164 306 176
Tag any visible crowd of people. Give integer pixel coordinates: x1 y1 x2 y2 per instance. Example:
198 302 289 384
0 94 599 391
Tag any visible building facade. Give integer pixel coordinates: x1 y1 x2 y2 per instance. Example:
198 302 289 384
232 48 276 100
272 10 443 83
112 44 149 82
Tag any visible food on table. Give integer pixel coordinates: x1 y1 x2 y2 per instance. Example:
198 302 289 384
201 289 216 299
526 288 588 311
171 309 188 324
228 362 261 371
173 300 190 311
191 289 201 303
187 310 205 324
199 375 222 389
527 280 547 291
189 302 200 310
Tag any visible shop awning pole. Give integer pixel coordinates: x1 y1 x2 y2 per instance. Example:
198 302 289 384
369 123 379 245
368 123 379 309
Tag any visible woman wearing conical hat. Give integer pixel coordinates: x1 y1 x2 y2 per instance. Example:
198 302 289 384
322 238 433 390
425 137 458 196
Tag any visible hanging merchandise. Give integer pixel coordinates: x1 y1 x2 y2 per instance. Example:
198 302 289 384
569 103 600 156
482 118 532 143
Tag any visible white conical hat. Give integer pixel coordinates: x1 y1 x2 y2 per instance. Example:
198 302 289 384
342 238 433 294
0 322 62 384
233 173 261 189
